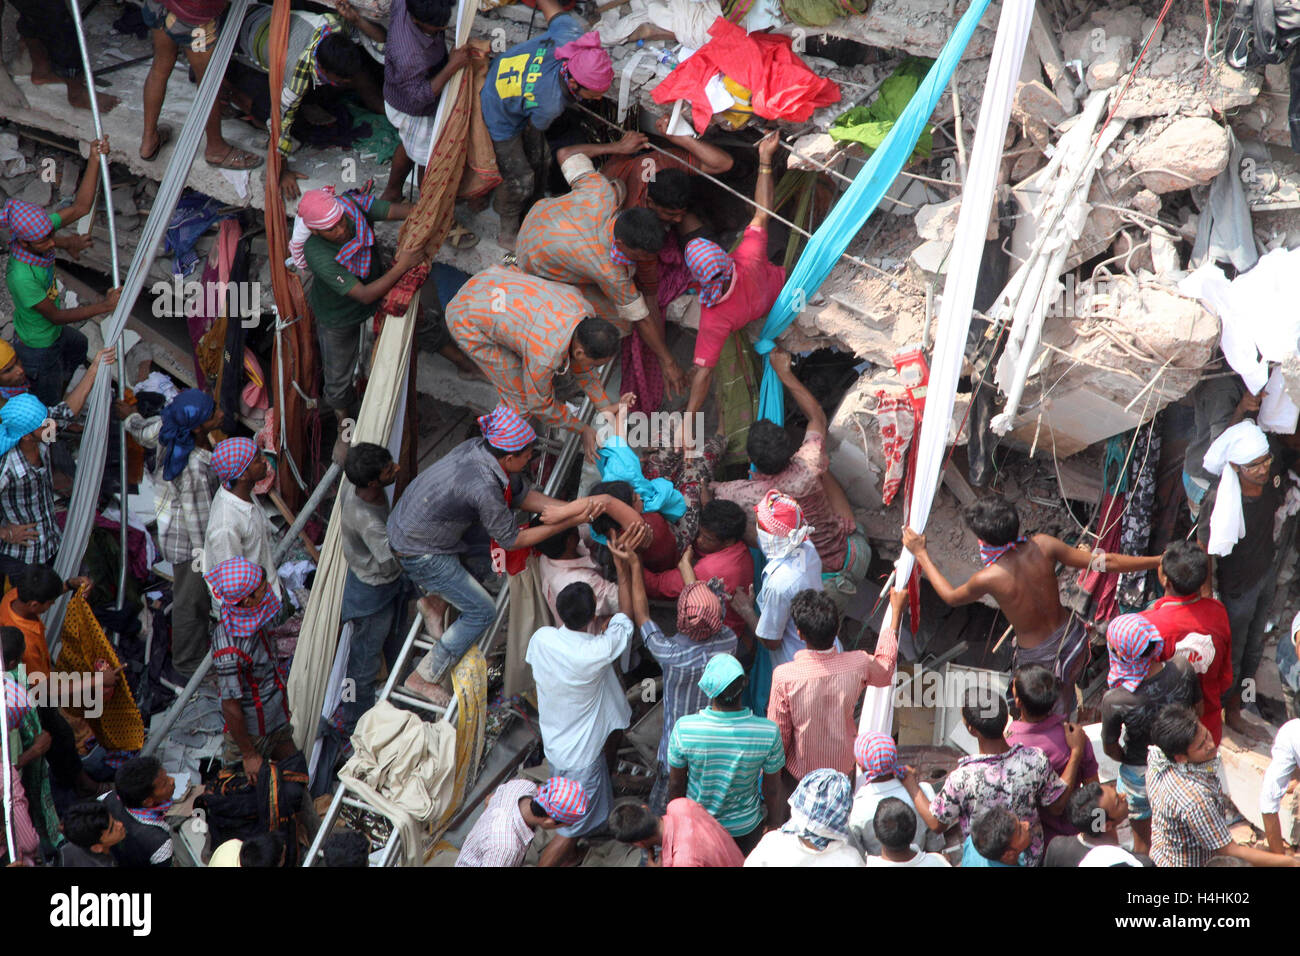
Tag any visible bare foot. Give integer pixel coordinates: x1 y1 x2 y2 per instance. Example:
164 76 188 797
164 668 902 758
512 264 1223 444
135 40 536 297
402 671 451 707
379 188 404 204
66 82 119 114
496 230 517 253
418 595 447 639
1225 710 1271 743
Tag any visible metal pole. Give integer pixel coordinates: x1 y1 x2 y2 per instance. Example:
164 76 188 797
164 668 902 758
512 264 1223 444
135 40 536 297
273 461 343 564
140 650 213 758
67 0 129 617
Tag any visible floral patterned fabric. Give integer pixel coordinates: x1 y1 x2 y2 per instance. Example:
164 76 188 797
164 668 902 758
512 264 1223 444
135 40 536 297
930 743 1067 866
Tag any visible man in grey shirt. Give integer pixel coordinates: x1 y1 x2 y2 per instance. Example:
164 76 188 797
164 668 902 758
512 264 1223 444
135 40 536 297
340 442 422 728
387 405 607 706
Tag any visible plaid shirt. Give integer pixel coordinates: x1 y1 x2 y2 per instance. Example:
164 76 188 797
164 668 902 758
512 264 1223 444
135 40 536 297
1147 746 1233 867
455 778 539 867
0 401 75 565
125 413 218 566
276 14 342 155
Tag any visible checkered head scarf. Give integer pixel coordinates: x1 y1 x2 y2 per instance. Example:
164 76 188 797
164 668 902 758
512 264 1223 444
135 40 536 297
0 393 48 456
684 238 735 307
535 777 589 825
676 582 724 643
1106 613 1163 691
3 199 55 267
781 768 854 850
211 437 258 488
478 404 536 452
755 489 811 562
854 731 897 782
205 556 281 641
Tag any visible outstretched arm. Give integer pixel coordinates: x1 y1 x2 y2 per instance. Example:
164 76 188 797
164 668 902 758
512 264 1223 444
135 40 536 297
768 346 826 436
1037 535 1163 573
61 138 109 226
748 132 778 230
902 526 990 607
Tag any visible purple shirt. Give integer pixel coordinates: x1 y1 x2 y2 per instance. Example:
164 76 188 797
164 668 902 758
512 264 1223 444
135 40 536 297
383 0 449 116
1006 715 1099 840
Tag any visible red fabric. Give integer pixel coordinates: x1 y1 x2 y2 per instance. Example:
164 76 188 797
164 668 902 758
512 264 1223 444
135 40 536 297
641 511 678 573
1147 595 1233 743
873 390 915 507
651 18 840 134
661 797 745 867
1078 492 1126 622
644 540 754 635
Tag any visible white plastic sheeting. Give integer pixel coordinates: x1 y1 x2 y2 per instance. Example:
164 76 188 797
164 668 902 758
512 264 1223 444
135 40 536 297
859 0 1034 737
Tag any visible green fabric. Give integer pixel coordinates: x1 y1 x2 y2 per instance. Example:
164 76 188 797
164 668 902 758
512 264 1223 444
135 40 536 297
715 330 760 469
345 102 400 165
828 58 935 159
7 664 64 850
304 199 392 329
6 211 65 349
780 0 870 28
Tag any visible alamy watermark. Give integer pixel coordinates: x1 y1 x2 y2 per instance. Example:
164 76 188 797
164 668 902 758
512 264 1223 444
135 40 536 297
150 279 262 326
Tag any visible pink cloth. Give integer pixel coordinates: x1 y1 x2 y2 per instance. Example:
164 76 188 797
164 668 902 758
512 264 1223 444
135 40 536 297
556 32 613 92
691 227 785 368
873 389 915 507
538 541 619 632
644 540 753 636
661 797 745 867
4 766 41 866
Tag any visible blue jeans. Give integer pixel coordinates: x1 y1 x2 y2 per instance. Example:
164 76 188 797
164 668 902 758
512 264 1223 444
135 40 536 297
341 570 412 729
398 551 495 683
1220 573 1276 705
14 326 88 407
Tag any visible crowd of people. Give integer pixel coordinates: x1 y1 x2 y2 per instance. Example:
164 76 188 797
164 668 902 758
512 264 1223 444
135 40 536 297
1 0 1299 872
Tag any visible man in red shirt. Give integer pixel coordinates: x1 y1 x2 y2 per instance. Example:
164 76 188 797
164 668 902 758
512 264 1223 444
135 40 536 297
767 588 901 783
682 132 785 432
608 799 745 867
1143 541 1232 744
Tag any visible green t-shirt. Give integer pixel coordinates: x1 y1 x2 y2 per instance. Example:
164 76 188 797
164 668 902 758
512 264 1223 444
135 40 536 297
304 200 391 329
6 211 64 349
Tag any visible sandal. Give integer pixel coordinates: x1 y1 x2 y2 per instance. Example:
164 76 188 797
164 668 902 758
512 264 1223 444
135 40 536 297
444 223 479 251
205 144 264 171
139 124 173 162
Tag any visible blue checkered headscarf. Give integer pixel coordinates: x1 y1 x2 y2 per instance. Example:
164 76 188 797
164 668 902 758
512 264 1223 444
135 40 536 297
781 769 854 851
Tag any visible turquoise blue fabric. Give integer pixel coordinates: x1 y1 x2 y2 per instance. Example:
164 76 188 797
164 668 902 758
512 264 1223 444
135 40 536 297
754 0 994 425
594 435 687 532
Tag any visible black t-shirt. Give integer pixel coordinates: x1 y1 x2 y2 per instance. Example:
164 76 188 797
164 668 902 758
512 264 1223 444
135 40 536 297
1197 466 1283 599
1100 657 1203 766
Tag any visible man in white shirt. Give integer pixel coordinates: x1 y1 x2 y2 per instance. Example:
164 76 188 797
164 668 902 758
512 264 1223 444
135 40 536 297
1261 718 1300 854
849 732 943 856
865 798 950 868
525 539 636 866
456 776 588 868
203 437 281 600
744 769 865 867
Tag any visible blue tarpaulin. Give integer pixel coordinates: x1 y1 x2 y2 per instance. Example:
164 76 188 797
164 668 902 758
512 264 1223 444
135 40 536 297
754 0 994 424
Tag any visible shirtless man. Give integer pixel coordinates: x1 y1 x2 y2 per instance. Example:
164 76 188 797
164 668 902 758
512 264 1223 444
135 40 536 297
903 495 1162 716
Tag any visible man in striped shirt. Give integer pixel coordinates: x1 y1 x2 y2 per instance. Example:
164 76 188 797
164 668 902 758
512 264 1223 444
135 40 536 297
768 588 901 782
667 653 785 854
455 776 587 868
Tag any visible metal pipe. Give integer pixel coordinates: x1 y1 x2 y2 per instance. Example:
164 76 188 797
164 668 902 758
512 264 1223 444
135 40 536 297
68 0 129 618
272 461 343 564
140 650 214 758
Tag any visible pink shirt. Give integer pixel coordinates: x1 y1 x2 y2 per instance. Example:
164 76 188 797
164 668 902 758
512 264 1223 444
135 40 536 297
767 626 899 780
692 226 785 369
661 797 745 867
538 542 619 631
644 540 754 636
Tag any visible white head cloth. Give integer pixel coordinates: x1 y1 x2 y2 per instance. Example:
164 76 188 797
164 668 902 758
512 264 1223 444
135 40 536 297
1174 632 1216 675
1201 420 1270 556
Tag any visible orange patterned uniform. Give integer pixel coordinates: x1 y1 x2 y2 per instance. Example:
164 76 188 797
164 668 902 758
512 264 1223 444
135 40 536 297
447 265 612 432
515 155 649 333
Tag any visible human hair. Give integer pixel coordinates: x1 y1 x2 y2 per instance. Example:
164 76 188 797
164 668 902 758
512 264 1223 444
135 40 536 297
407 0 453 27
699 499 745 543
872 797 917 853
961 685 1008 740
608 803 659 843
971 806 1017 862
115 756 163 809
322 829 370 867
613 208 664 254
239 831 285 868
714 675 746 706
528 798 549 821
1161 541 1209 597
573 317 619 360
1011 665 1058 720
556 581 597 630
534 526 578 560
589 480 634 540
790 589 839 650
316 33 363 78
1066 781 1106 834
63 801 114 849
16 565 64 604
0 625 23 670
963 495 1020 546
343 442 392 488
1151 704 1201 761
746 420 795 476
647 168 691 209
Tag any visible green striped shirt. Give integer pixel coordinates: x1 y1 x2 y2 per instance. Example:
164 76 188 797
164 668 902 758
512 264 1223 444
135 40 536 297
667 707 785 837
